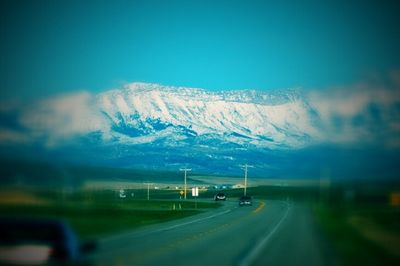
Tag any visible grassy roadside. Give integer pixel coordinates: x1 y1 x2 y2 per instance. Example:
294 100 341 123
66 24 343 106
313 204 400 266
0 189 222 240
0 203 209 239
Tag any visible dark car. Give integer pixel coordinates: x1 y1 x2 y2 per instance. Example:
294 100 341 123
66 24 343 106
239 195 252 206
214 192 226 201
0 218 95 265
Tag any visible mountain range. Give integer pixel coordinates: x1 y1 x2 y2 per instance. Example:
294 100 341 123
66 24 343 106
1 82 399 179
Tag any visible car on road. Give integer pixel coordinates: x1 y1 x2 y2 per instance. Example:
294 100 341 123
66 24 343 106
239 195 252 206
214 192 226 201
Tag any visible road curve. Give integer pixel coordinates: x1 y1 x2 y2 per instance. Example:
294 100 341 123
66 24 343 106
87 200 334 266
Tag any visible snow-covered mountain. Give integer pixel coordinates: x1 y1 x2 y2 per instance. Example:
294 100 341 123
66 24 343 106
14 82 322 149
1 82 400 177
96 82 321 148
7 81 400 150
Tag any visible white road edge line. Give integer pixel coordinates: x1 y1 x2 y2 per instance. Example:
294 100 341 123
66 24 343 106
154 208 232 233
238 203 292 266
102 208 234 243
96 207 236 261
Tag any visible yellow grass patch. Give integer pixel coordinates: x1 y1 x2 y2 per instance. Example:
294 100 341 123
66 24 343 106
0 191 48 206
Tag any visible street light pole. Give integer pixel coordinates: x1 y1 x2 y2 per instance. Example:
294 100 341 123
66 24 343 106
180 168 191 200
244 165 248 196
144 183 153 200
240 164 253 196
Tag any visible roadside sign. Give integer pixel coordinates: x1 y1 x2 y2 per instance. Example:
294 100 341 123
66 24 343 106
180 190 184 196
192 187 199 197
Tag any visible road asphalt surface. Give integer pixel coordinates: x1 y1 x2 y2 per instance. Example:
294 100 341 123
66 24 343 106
86 199 337 266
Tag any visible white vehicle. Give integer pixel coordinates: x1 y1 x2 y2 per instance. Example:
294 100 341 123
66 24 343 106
214 192 226 201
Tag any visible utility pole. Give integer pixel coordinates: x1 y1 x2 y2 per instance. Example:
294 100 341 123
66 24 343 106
180 168 191 200
144 183 153 200
240 164 253 196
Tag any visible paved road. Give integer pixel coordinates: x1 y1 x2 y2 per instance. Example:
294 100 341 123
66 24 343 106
87 200 336 266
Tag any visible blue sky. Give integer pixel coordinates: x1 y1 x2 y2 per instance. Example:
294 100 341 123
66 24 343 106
1 0 400 100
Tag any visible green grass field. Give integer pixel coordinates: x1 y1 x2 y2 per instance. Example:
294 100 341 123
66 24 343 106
0 188 221 240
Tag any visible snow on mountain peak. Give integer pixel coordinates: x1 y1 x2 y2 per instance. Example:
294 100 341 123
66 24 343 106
3 82 398 150
96 83 316 148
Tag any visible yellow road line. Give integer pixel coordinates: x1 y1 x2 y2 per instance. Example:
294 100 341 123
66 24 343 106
253 201 266 214
129 205 263 264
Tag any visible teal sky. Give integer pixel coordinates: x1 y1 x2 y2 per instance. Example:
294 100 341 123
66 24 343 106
1 0 400 100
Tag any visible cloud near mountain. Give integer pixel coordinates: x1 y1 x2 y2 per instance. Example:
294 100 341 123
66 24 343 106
1 78 399 178
1 80 399 150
